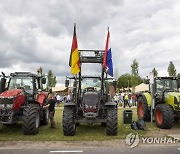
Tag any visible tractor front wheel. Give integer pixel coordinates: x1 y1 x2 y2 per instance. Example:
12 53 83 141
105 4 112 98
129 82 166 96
63 107 76 136
106 107 117 135
155 104 174 129
137 96 151 121
22 104 40 135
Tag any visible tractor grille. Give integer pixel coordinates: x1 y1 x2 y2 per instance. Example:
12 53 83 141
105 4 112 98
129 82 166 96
0 98 13 104
83 92 99 106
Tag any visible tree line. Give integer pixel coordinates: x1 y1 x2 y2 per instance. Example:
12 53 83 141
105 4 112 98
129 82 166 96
117 60 180 90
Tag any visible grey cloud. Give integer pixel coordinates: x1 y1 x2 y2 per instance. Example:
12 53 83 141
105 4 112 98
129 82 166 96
0 0 180 86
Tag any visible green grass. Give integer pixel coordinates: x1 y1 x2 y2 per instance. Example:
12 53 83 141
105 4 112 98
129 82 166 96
0 108 152 141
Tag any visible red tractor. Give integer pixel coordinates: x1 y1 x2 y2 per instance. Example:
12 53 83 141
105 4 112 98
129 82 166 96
0 72 49 135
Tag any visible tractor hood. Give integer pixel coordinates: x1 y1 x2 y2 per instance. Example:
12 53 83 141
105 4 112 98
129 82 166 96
164 91 180 111
82 92 100 112
164 92 180 101
0 89 23 98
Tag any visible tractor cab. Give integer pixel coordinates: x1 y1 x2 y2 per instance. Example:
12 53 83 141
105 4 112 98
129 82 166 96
154 77 179 103
155 77 178 93
81 76 101 116
5 72 47 101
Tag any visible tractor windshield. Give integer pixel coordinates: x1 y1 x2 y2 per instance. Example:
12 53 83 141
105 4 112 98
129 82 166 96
81 78 101 91
156 79 178 92
9 77 33 93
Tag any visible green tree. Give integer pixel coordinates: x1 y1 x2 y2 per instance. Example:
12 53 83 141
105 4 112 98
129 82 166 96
131 59 139 76
168 61 176 76
131 59 139 90
47 70 57 88
152 68 158 77
117 73 132 89
117 73 143 90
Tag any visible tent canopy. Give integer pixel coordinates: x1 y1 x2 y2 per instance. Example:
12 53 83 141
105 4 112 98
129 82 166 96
135 83 149 93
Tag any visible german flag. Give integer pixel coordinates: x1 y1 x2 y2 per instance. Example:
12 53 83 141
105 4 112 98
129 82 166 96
69 24 80 75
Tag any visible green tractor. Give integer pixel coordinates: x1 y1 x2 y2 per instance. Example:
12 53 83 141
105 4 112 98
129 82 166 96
137 76 180 129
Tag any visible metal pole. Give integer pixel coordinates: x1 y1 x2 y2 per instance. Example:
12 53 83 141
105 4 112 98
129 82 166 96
149 72 154 127
128 80 129 93
151 84 153 127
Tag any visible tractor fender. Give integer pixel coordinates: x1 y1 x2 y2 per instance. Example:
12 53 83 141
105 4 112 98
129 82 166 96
137 92 152 107
164 92 180 111
37 92 48 106
105 102 117 106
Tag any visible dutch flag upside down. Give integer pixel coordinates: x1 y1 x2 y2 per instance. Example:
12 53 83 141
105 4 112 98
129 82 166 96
103 29 113 77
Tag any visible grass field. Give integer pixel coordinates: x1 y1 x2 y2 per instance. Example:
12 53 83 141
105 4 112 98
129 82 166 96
0 107 155 141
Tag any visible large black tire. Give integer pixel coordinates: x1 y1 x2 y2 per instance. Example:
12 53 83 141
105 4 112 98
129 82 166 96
155 104 174 129
63 107 76 136
106 107 118 135
137 96 151 121
22 104 40 135
41 108 49 125
174 117 179 122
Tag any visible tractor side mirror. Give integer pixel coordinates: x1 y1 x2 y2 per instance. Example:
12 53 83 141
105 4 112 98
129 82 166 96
42 78 46 84
0 78 6 93
65 79 69 87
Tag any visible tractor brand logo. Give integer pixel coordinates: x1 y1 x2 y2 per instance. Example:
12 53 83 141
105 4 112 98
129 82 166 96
125 133 140 148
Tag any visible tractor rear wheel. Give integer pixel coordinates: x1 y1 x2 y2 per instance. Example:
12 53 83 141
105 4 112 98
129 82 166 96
41 108 49 125
22 104 40 135
63 107 76 136
155 104 174 129
106 107 117 135
137 96 151 121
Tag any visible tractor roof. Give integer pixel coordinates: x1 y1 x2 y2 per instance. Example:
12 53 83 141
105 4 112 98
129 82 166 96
10 72 39 78
155 76 178 80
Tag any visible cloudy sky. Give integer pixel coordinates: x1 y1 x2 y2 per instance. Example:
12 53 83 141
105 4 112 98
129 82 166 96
0 0 180 86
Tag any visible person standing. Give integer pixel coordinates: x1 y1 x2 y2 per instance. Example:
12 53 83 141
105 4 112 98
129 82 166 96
44 94 56 128
132 93 136 106
114 94 118 105
56 94 61 106
124 92 131 108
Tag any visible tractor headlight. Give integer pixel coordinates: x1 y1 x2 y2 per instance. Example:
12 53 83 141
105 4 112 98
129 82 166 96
7 96 15 99
0 104 5 108
6 104 13 108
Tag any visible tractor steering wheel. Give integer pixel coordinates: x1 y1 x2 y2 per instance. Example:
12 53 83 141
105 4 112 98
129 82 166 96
85 87 95 92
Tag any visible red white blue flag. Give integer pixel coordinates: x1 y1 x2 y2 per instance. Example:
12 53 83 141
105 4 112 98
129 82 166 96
103 28 113 77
